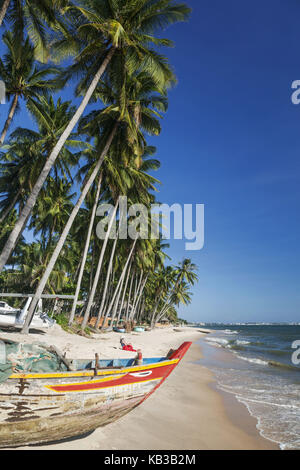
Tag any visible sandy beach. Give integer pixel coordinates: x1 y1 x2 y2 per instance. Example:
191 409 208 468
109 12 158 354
0 325 278 450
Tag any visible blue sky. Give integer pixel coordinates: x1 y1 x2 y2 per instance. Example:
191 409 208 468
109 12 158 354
1 0 300 323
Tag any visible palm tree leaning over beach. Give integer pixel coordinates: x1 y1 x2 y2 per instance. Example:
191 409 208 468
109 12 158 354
76 67 166 329
20 5 187 333
0 0 190 273
68 173 103 326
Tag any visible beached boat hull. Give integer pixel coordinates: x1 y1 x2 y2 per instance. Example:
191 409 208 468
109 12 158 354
0 342 192 447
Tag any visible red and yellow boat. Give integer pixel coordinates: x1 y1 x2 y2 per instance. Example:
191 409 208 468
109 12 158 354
0 341 192 447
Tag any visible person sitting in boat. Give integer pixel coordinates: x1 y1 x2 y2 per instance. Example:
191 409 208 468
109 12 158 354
120 337 136 352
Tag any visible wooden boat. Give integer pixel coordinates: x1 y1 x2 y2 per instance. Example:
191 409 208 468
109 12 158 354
0 341 192 447
113 327 126 333
133 327 145 332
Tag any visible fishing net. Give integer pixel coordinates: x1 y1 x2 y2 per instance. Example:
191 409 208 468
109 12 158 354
0 340 68 383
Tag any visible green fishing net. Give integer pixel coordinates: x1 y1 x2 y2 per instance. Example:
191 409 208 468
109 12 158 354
0 340 68 383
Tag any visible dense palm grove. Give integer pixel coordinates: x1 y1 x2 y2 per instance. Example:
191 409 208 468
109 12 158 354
0 0 198 334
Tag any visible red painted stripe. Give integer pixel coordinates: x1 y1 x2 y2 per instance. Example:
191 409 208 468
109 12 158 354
48 363 174 393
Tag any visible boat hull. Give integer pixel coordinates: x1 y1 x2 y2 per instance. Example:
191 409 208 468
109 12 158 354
0 342 192 447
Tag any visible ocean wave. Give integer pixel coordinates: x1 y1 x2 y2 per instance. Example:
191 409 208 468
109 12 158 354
205 336 229 347
236 355 268 366
237 396 300 410
235 354 300 372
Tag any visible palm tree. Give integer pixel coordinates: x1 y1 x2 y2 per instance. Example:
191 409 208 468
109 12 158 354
28 177 75 254
99 235 138 330
17 241 71 293
158 258 198 315
0 31 60 146
0 1 69 61
21 53 171 332
0 142 34 223
68 173 102 326
0 0 190 272
174 258 199 286
77 67 167 328
0 95 83 235
20 121 118 333
151 259 198 326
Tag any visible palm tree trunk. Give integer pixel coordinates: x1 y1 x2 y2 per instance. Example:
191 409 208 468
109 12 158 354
103 238 138 331
69 173 102 326
150 295 161 328
130 274 148 321
95 235 118 329
0 46 116 271
129 270 143 319
109 268 127 328
125 270 135 321
0 94 18 146
116 257 133 325
156 306 171 324
89 239 96 293
20 122 118 334
0 0 11 27
139 297 146 323
156 280 179 321
81 198 119 331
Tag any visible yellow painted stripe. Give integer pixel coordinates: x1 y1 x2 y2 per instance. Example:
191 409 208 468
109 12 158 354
44 373 126 391
45 376 163 394
9 359 179 380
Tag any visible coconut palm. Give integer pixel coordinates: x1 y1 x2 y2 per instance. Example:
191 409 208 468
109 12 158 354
0 141 36 223
28 177 75 254
0 95 83 236
0 31 60 146
0 0 69 61
68 173 102 326
155 258 198 320
0 0 190 272
20 58 170 332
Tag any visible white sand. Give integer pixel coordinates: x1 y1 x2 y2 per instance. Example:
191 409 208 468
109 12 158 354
0 324 204 360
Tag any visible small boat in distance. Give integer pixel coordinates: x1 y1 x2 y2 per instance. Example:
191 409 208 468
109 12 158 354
0 341 192 448
0 297 54 330
0 301 19 315
134 327 145 332
113 327 126 333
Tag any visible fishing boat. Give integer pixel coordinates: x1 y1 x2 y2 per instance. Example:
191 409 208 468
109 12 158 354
134 327 145 332
0 340 192 447
113 327 126 333
0 301 20 315
0 298 55 330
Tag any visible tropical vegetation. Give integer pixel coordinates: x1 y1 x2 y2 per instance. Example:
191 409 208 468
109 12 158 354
0 0 198 334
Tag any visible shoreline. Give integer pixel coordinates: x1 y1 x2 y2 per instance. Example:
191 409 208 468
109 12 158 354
0 325 278 450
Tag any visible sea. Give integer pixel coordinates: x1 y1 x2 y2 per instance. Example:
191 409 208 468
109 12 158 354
196 324 300 450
